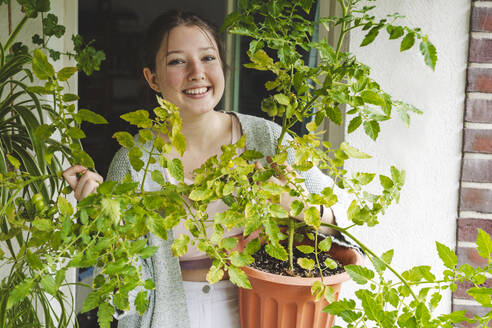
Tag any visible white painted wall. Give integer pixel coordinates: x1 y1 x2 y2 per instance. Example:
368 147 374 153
339 0 471 322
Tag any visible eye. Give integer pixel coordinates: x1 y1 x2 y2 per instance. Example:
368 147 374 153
203 55 216 62
168 58 184 65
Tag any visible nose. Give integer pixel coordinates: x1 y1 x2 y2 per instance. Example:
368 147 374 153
188 59 205 81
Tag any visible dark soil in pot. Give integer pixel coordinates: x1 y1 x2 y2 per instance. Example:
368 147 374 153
249 244 345 278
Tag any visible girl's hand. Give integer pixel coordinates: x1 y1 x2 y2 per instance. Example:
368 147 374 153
62 165 103 201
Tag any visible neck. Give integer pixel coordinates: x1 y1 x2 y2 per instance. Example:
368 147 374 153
179 110 229 152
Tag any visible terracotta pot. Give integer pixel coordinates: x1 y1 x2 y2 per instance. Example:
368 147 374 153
238 244 363 328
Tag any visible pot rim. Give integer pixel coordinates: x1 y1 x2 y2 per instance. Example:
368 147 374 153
240 246 364 287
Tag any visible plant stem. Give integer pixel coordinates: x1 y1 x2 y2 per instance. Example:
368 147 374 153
287 217 295 272
140 143 156 193
320 222 419 301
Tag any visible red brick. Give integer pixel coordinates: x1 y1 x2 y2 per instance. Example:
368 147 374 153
462 158 492 182
460 188 492 213
452 304 492 327
458 218 492 242
465 98 492 123
469 38 492 62
467 67 492 93
464 129 492 153
457 247 489 267
454 278 492 300
471 6 492 32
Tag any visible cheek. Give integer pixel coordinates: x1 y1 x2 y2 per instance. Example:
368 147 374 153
158 69 183 93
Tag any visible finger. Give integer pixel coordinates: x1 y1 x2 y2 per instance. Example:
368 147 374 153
79 180 100 200
62 165 87 190
254 161 263 170
74 171 103 200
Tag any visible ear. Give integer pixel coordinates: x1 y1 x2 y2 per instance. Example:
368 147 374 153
143 67 160 93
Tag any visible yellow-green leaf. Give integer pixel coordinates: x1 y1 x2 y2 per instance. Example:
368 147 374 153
297 257 315 270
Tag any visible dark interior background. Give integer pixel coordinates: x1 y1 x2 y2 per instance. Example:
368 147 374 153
77 1 317 326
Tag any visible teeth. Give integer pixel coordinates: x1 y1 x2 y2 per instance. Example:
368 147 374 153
184 87 208 95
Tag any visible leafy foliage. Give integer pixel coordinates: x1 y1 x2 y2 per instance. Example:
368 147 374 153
1 1 490 328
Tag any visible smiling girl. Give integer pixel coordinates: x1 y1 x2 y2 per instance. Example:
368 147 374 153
63 9 346 328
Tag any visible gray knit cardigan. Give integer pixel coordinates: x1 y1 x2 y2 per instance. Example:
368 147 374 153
106 112 352 328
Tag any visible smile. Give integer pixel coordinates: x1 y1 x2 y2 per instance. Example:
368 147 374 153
183 87 210 95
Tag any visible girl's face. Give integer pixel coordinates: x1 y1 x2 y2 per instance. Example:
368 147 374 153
144 25 225 117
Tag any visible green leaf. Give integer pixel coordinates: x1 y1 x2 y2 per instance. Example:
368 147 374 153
113 293 129 311
304 206 321 229
6 154 20 170
190 188 214 201
144 279 156 290
66 126 86 139
220 237 238 251
76 109 108 124
345 265 374 284
207 265 225 284
319 237 332 252
40 275 57 296
35 124 55 140
360 26 380 47
228 267 252 289
148 213 168 240
269 204 288 218
230 252 254 267
57 196 73 216
387 25 404 40
135 291 149 315
360 90 385 107
101 198 120 225
436 242 458 269
324 258 338 269
400 32 416 51
290 200 304 217
419 39 437 70
62 93 80 102
171 234 189 257
168 158 184 182
32 49 55 80
476 228 492 259
340 142 371 159
151 170 166 185
138 246 159 259
81 290 100 313
129 147 144 172
379 175 394 189
297 257 315 270
121 110 153 128
467 287 492 306
241 150 264 161
274 93 290 105
244 238 261 256
244 214 261 236
265 244 288 261
172 132 186 156
57 66 78 81
7 279 34 310
323 299 360 323
296 245 314 254
32 218 53 232
347 116 362 133
363 120 380 140
113 132 135 148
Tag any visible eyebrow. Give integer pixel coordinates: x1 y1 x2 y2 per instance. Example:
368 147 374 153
166 47 215 56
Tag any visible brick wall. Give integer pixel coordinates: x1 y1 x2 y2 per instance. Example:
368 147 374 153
454 1 492 326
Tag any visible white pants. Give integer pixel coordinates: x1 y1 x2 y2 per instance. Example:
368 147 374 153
183 280 240 328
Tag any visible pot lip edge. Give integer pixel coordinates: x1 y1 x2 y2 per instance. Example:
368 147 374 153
240 246 364 287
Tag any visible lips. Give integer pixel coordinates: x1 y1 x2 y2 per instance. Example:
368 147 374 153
183 87 210 95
